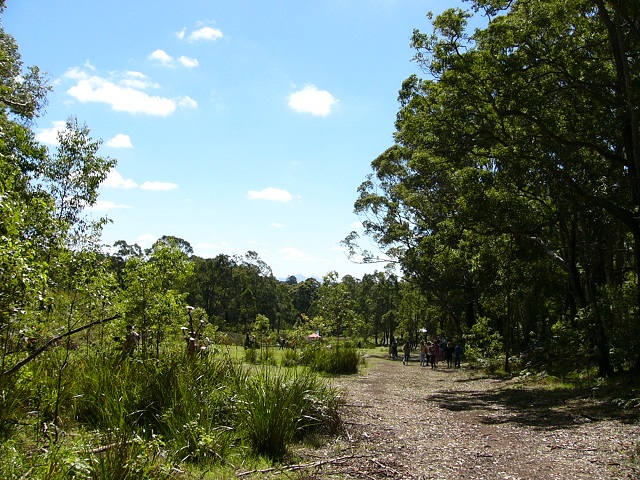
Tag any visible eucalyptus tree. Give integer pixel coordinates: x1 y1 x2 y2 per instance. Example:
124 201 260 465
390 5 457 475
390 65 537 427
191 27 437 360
357 272 400 345
311 271 357 340
351 0 640 373
189 254 240 326
1 0 119 378
0 1 51 366
119 238 193 357
289 277 320 318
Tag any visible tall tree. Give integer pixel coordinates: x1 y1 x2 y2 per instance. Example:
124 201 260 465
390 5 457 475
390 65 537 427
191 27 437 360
1 2 119 376
352 0 640 374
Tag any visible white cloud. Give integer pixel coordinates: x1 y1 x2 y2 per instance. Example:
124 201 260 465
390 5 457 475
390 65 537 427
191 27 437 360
149 50 199 69
189 26 223 42
137 233 157 248
197 241 231 250
103 169 179 192
36 120 67 145
149 49 173 67
176 28 186 40
64 68 194 116
176 95 198 108
117 71 159 90
140 181 179 191
63 66 88 80
106 134 133 148
178 56 199 68
351 221 364 228
271 223 285 228
87 200 133 211
288 84 339 117
192 241 246 260
247 187 293 202
103 169 138 189
279 246 314 261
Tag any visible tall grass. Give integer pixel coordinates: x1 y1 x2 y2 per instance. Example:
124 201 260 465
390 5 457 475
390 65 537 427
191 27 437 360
233 366 341 460
3 343 344 477
301 343 361 375
151 355 241 463
0 368 36 441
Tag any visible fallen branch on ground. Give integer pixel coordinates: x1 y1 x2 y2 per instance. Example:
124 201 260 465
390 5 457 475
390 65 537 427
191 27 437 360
236 454 373 477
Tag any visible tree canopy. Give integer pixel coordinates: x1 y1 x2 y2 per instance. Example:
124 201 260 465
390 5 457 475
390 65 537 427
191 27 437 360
350 0 640 374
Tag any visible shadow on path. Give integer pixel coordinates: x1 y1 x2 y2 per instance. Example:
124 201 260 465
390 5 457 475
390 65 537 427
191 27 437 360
430 381 626 430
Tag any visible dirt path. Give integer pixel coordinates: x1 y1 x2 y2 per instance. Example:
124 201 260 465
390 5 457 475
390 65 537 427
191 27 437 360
294 354 640 480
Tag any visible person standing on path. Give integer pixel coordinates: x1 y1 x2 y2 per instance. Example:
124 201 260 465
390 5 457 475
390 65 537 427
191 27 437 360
429 342 437 369
419 340 427 367
454 343 462 368
402 341 411 365
444 341 454 368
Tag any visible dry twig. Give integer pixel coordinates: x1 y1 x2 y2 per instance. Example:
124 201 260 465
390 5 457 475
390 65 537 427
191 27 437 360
236 454 373 477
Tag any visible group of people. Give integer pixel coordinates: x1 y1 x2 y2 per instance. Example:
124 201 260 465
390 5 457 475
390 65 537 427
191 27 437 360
390 337 462 368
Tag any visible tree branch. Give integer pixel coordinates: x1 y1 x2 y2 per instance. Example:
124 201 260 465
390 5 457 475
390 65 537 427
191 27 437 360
1 314 121 379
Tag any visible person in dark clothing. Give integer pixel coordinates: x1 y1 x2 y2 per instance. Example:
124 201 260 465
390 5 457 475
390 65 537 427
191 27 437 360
444 341 454 368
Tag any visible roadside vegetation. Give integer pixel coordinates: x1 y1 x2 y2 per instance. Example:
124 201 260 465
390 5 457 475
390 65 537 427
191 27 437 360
0 335 355 479
3 0 640 477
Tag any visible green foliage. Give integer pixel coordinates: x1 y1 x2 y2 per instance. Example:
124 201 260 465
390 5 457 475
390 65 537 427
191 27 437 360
1 339 344 477
346 0 640 377
280 347 302 367
244 345 258 363
301 342 361 375
463 317 504 368
0 367 37 441
233 366 341 460
5 0 640 473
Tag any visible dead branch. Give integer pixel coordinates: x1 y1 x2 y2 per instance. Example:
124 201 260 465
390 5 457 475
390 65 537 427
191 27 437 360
236 454 373 477
2 314 121 378
87 441 134 454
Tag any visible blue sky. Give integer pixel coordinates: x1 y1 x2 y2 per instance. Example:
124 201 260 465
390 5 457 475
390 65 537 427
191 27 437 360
5 0 466 280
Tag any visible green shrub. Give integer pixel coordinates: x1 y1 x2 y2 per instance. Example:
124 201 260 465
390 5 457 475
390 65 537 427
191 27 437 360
155 357 240 463
83 432 170 480
280 347 301 367
244 346 258 364
301 343 360 375
463 316 504 367
233 366 341 460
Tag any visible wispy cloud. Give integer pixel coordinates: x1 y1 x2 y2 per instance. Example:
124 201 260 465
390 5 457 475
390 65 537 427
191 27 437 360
288 84 339 117
63 67 197 116
137 233 158 248
279 246 314 261
178 56 199 68
102 169 178 191
247 187 293 202
149 49 199 68
193 240 242 259
87 200 133 211
106 134 133 148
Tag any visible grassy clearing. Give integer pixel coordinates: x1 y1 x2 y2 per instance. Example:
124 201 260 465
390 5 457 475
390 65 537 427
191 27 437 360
0 339 356 479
